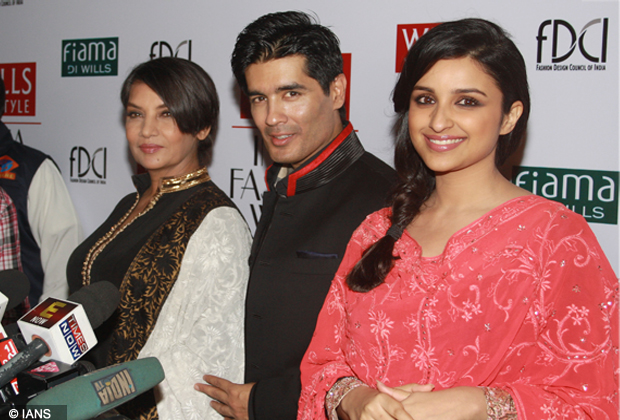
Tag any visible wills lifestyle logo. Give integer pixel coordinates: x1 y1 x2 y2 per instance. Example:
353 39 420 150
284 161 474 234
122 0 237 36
512 166 618 225
0 62 36 116
62 37 118 77
239 53 352 122
149 40 192 60
69 146 107 185
535 18 609 72
395 23 441 72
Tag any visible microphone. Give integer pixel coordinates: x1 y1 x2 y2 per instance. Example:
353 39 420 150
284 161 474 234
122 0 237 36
0 269 30 312
26 357 164 420
0 282 120 389
0 270 30 340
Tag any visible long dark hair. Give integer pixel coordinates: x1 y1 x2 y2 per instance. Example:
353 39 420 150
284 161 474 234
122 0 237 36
347 18 530 292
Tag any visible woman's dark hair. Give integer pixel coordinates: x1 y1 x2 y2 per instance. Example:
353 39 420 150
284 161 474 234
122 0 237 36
347 18 531 292
120 57 219 165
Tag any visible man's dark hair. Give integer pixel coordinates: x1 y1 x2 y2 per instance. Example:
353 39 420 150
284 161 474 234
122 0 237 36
231 11 344 102
0 77 5 116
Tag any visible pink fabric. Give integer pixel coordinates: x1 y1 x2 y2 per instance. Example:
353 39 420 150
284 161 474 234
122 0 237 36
298 195 618 420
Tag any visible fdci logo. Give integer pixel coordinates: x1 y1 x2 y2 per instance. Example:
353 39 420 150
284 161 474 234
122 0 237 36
513 166 618 225
59 314 88 360
62 38 118 77
69 146 107 185
395 23 441 72
0 62 36 116
92 368 136 406
149 40 192 60
536 18 608 72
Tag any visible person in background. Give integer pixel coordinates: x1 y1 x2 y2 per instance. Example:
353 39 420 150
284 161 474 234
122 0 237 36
67 57 251 420
0 77 82 308
196 11 396 420
298 18 618 420
0 187 20 272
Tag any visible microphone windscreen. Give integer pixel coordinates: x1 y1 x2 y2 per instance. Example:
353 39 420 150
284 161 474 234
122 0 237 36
0 270 30 310
27 357 165 420
67 282 121 329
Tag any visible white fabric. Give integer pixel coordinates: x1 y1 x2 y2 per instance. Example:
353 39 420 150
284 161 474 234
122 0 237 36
28 159 82 301
139 206 251 420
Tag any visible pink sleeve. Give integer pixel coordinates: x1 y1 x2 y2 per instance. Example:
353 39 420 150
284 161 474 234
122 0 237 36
495 212 618 419
298 211 386 420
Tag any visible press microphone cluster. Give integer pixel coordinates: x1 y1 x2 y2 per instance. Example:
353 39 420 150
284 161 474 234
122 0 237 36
0 281 121 410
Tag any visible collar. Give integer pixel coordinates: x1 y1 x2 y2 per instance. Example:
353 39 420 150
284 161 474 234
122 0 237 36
265 122 365 197
132 167 211 195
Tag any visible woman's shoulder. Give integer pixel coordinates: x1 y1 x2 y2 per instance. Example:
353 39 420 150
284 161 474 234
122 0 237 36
349 207 392 245
513 195 591 228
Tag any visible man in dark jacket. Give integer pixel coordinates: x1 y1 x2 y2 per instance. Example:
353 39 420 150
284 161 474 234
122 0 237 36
196 11 396 419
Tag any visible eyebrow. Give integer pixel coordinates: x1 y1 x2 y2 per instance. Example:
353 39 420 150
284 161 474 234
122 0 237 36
247 82 308 97
413 86 488 97
126 102 168 110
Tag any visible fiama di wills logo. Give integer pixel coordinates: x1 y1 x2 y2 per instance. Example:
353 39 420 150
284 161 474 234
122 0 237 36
92 368 136 406
395 23 441 72
512 166 618 225
536 18 609 72
62 37 118 77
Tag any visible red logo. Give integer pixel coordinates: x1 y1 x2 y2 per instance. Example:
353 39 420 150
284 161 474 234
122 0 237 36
395 23 441 72
30 361 61 373
0 63 36 116
239 53 352 122
21 298 77 328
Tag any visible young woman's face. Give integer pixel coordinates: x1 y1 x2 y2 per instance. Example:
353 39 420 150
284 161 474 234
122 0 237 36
124 82 209 179
408 57 522 176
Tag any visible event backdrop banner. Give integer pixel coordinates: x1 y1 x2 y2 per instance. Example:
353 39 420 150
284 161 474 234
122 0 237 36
0 0 618 272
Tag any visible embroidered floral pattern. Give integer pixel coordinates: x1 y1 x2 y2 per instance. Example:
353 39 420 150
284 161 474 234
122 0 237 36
299 196 618 420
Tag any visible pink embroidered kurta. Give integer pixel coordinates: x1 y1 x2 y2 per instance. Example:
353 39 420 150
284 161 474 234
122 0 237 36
298 196 619 420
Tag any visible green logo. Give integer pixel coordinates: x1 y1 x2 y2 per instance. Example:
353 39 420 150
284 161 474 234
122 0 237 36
62 37 118 77
513 166 618 225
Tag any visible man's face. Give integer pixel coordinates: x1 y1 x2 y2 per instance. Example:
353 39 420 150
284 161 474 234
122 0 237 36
245 55 345 168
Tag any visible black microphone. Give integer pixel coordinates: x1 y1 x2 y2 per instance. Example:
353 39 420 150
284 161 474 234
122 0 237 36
0 269 30 312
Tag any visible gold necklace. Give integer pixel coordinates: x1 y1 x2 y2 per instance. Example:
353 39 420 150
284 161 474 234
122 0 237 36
81 167 211 286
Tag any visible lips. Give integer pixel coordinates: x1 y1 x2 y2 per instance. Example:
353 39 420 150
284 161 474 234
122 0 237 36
139 144 163 154
425 135 465 152
268 133 295 147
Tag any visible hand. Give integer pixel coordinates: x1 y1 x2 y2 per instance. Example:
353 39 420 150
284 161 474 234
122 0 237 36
377 384 487 420
376 381 434 402
194 374 255 420
337 386 414 420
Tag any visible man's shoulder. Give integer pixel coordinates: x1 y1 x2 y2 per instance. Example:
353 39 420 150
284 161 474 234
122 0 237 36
3 140 50 162
348 151 396 184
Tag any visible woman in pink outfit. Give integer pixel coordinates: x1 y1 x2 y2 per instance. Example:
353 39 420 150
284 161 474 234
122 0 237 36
298 18 618 420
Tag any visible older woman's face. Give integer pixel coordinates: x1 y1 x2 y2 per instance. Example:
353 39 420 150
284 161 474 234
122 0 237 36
125 81 209 179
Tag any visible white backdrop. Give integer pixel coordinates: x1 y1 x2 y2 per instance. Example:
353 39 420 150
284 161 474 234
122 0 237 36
0 0 618 272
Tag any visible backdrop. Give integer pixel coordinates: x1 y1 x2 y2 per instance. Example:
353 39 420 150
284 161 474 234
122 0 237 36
0 0 618 273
